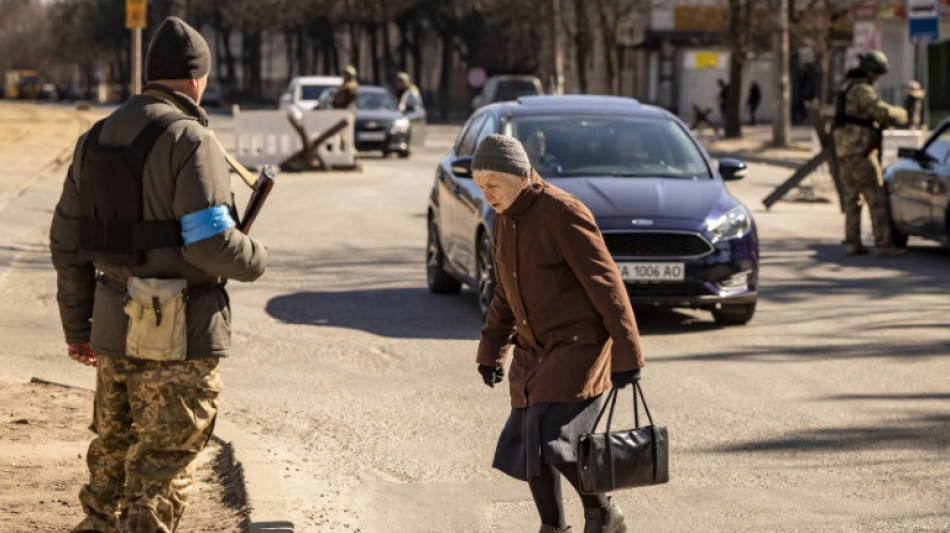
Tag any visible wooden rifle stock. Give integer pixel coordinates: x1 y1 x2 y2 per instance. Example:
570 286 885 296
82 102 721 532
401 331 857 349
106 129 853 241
239 165 276 234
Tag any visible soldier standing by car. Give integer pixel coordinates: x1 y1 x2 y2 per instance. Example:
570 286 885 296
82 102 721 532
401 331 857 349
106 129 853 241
50 17 267 532
833 50 908 256
331 65 360 110
472 134 644 533
394 71 423 113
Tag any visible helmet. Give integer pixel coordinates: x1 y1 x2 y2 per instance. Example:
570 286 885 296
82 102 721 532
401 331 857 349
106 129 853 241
859 51 889 75
343 65 358 79
396 71 411 83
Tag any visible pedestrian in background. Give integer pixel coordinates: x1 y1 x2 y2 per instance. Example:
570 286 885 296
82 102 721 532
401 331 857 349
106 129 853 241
394 71 423 113
717 78 729 125
331 65 360 109
50 16 267 532
472 134 645 533
903 80 925 130
747 81 761 125
832 50 908 257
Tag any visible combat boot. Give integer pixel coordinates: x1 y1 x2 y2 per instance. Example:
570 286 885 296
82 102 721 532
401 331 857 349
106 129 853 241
845 244 868 256
583 500 627 533
540 526 573 533
875 245 906 257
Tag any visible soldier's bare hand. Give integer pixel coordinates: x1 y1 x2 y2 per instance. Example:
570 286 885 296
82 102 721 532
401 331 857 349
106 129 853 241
67 343 97 367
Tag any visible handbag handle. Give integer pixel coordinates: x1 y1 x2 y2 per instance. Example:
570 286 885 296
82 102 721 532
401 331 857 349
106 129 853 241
589 382 655 435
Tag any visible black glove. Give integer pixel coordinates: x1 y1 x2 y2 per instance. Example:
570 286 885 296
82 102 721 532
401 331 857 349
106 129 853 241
478 364 505 388
611 368 641 389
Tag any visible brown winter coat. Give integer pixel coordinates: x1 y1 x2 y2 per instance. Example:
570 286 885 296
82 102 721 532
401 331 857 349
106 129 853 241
49 84 267 359
476 173 644 407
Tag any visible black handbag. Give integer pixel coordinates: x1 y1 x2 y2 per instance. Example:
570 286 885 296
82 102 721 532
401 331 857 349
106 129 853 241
576 382 669 493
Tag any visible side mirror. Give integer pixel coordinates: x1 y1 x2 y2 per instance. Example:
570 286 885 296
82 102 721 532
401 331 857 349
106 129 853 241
451 156 473 178
719 158 748 181
897 147 935 164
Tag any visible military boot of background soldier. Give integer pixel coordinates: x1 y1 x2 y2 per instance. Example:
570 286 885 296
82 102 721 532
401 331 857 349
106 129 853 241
875 245 906 257
846 244 869 256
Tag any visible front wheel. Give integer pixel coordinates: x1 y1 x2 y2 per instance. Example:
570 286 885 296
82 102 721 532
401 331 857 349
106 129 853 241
397 149 411 158
476 230 496 317
712 301 756 326
426 220 462 294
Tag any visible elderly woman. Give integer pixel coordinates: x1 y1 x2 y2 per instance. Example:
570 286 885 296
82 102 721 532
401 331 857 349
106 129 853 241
473 134 645 533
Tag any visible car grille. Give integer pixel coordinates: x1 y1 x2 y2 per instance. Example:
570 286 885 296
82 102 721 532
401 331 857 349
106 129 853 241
625 282 709 298
355 120 390 131
604 232 712 258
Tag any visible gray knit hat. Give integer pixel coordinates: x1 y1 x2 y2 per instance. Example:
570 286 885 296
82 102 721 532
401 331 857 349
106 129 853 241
472 134 531 178
145 17 211 81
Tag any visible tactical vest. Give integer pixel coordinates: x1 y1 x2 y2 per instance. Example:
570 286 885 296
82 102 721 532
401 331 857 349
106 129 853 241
78 113 196 265
833 79 877 130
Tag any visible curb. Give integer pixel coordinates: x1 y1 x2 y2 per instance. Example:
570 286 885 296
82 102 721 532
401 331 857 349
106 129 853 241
708 150 807 170
29 376 294 533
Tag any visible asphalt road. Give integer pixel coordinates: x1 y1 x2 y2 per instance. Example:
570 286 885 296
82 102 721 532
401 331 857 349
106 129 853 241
1 109 948 532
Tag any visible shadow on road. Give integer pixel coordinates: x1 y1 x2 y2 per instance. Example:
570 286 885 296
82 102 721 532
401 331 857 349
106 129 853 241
631 306 723 335
648 339 950 364
718 412 950 454
265 288 483 339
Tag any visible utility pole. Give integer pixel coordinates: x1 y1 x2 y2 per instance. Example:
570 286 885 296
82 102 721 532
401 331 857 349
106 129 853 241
552 0 565 95
772 0 790 146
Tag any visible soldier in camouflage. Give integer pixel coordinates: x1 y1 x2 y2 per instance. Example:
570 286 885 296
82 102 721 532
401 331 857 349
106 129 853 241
51 18 266 532
832 50 908 256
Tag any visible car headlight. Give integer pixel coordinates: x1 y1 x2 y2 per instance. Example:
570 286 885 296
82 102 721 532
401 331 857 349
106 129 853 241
391 117 410 133
706 205 752 241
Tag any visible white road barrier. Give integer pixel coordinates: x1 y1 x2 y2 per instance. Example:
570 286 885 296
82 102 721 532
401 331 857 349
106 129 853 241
214 107 356 169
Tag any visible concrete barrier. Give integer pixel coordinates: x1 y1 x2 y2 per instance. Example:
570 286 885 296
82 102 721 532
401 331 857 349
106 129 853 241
216 107 356 169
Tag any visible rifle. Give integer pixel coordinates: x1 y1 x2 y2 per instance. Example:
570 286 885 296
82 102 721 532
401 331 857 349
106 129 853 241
239 165 276 234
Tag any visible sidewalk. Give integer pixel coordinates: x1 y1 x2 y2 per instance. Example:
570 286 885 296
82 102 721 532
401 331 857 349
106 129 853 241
695 124 815 168
0 379 246 531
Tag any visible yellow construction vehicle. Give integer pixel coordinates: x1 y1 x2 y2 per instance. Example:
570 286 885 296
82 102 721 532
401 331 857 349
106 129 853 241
5 71 41 100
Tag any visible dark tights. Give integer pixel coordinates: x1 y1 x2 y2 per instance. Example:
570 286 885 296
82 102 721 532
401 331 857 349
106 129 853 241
528 463 609 528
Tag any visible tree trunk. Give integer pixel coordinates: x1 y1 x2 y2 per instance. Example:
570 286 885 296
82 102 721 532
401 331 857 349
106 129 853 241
574 0 590 94
382 19 394 81
439 29 452 120
369 23 381 85
411 17 424 91
725 0 744 138
397 17 409 71
595 0 617 94
552 0 565 94
773 0 790 145
245 30 263 101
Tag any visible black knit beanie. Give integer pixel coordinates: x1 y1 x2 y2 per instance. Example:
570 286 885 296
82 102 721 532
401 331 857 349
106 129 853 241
145 17 211 81
472 134 532 178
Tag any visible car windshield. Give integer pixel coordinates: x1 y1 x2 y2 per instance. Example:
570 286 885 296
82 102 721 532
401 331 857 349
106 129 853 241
301 84 334 101
496 80 540 101
509 116 711 179
357 91 398 110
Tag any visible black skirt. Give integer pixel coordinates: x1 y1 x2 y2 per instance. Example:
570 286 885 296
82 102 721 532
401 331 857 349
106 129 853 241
492 394 605 481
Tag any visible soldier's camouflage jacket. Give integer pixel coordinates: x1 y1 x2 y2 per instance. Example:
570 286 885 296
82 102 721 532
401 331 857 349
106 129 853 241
833 73 908 158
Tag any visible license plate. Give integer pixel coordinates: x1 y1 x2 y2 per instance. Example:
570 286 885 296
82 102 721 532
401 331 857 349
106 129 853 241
617 262 685 282
358 131 387 141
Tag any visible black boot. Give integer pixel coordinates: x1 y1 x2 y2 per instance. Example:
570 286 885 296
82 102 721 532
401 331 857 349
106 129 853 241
583 500 627 533
539 526 573 533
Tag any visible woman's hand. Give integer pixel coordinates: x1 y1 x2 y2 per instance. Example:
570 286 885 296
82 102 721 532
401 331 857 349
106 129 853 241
478 364 505 388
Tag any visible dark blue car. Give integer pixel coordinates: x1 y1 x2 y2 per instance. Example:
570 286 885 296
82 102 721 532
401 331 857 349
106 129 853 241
426 95 759 325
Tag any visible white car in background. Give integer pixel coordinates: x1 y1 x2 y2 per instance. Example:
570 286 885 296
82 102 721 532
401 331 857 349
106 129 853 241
279 75 343 111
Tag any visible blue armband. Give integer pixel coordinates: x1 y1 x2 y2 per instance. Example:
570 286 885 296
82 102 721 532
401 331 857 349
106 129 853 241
180 205 236 245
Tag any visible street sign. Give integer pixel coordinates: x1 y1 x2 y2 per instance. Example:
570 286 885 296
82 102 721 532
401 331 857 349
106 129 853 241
126 0 147 30
907 0 940 43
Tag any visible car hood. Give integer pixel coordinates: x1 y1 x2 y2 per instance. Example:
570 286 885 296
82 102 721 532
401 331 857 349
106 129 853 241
355 109 403 122
548 177 724 221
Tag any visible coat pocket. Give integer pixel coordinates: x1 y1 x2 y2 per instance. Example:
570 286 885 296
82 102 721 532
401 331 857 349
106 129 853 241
124 277 188 361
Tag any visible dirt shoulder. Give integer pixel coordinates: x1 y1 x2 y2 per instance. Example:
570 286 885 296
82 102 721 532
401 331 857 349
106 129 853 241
0 379 247 532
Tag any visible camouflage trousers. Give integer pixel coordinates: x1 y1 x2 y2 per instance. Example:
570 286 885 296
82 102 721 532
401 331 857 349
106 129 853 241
72 355 221 533
838 153 893 247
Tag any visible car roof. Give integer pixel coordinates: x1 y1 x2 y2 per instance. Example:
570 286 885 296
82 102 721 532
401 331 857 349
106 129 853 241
360 85 394 94
482 95 670 119
291 76 343 85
